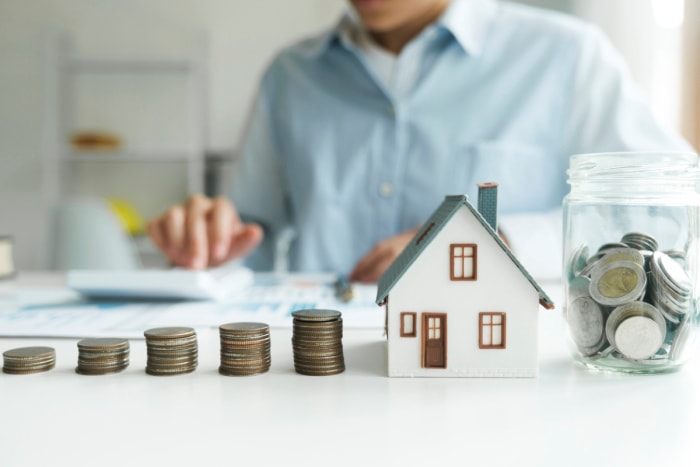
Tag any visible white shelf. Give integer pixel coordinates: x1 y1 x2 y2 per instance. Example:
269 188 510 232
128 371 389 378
62 151 193 163
65 57 193 74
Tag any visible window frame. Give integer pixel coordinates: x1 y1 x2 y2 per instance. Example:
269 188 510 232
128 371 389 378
479 312 506 349
450 243 478 281
400 311 417 338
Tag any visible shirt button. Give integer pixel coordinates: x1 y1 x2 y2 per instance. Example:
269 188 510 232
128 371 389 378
379 182 394 197
387 105 395 116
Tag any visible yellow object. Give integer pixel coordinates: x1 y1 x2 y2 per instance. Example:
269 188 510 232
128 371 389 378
107 198 145 236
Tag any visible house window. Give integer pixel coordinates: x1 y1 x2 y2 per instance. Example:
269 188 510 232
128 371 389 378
450 244 477 280
400 312 417 337
479 312 506 349
427 316 441 339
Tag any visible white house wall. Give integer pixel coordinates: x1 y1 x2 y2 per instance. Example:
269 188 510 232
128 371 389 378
387 206 540 377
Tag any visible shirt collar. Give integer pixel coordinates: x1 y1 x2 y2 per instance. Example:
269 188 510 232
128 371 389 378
305 15 347 59
308 0 498 59
438 0 498 56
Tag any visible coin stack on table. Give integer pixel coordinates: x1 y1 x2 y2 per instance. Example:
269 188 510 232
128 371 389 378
76 338 130 375
291 309 345 376
566 232 694 367
219 322 271 376
2 346 56 375
144 327 198 376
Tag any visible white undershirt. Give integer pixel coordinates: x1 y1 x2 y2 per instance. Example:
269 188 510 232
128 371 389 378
351 28 398 92
340 19 431 98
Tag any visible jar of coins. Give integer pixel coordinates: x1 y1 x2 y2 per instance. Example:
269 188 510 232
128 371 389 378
563 152 700 373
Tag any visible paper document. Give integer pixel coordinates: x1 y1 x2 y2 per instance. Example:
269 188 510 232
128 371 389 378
0 273 382 338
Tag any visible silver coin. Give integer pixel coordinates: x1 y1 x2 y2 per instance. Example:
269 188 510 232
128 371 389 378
145 366 196 376
292 309 342 322
3 346 55 360
3 355 56 366
77 338 129 350
578 259 599 277
3 364 56 375
596 247 645 269
219 322 269 333
597 242 629 252
567 244 589 279
588 345 615 360
76 365 128 376
294 365 345 376
589 260 646 306
605 302 666 360
621 232 658 251
567 275 592 303
654 251 692 292
669 318 692 361
614 316 665 360
663 249 686 267
219 366 270 377
567 296 606 355
144 327 196 339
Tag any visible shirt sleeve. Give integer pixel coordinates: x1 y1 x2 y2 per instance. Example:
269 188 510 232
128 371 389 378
563 25 693 155
503 25 693 282
230 71 290 269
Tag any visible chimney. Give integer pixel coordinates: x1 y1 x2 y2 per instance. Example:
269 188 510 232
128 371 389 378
477 182 498 232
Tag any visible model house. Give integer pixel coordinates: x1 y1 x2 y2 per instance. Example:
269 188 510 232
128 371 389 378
375 184 554 378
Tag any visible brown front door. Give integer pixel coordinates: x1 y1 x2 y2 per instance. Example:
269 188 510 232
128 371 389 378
422 313 447 368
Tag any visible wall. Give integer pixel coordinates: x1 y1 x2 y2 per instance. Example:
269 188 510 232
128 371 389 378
0 0 345 269
682 0 700 150
571 0 686 135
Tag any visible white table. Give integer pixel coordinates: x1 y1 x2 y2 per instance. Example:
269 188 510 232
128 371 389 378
1 274 698 467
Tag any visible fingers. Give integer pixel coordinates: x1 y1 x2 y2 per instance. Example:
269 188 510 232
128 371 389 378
185 194 213 269
208 197 236 264
163 205 186 261
147 218 168 257
349 246 396 283
206 197 264 267
147 194 263 269
349 227 419 283
147 205 188 267
225 223 264 261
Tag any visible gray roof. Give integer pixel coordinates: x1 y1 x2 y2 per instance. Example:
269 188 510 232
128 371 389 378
375 195 555 310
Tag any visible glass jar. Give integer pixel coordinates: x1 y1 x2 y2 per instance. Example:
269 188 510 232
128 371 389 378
563 152 700 373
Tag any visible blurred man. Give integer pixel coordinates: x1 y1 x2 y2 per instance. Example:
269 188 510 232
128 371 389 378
148 0 691 281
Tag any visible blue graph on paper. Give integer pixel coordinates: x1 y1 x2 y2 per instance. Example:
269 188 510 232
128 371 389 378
0 274 381 338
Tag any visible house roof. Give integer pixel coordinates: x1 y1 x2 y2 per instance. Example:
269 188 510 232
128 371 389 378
375 195 555 310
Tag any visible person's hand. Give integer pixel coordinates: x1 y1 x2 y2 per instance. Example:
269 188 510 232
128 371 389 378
349 227 420 283
147 194 264 269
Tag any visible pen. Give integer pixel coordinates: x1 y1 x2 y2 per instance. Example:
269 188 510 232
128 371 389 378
334 275 354 303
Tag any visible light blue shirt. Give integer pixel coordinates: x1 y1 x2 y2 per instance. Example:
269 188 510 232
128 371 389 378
232 0 692 275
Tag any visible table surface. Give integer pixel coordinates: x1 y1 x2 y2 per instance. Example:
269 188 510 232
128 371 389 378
1 273 698 467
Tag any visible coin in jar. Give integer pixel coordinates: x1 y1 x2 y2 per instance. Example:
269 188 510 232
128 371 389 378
589 260 646 306
567 296 606 355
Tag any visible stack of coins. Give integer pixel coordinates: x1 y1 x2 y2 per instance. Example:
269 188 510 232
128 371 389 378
144 327 198 376
76 338 130 375
648 251 692 324
291 309 345 376
566 232 693 364
621 232 658 252
219 322 271 376
2 346 56 374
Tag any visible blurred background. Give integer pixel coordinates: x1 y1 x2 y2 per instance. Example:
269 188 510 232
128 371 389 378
0 0 698 271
